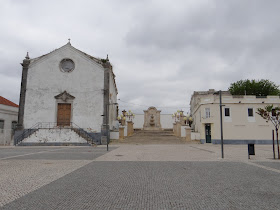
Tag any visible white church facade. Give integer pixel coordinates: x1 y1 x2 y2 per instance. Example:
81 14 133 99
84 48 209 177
15 42 118 145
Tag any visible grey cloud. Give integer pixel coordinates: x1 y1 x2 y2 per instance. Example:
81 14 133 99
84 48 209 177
1 0 280 113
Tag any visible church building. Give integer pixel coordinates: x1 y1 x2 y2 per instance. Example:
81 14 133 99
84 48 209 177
15 41 118 145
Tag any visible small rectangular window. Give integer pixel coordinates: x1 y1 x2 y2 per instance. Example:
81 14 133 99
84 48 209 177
0 120 4 133
205 108 210 118
248 108 254 117
225 108 230 117
12 121 17 130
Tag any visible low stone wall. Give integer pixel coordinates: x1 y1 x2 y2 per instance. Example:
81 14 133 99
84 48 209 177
110 131 119 140
191 132 200 140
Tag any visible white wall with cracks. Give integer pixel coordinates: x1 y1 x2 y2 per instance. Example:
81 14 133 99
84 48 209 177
23 129 87 143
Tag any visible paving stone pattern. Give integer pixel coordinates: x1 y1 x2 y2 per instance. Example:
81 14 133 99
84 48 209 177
0 147 112 207
2 161 280 210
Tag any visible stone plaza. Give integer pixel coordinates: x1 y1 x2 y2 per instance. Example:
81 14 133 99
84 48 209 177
0 139 280 209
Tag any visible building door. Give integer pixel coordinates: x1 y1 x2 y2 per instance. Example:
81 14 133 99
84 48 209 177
205 124 211 143
57 103 71 126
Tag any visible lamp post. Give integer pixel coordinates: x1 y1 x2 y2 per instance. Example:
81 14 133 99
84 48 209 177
125 110 135 122
106 102 118 151
214 90 224 158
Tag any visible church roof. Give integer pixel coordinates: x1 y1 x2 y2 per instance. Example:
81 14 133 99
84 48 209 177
0 96 19 108
30 42 104 64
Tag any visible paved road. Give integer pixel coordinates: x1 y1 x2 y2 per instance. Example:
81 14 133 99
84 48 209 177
0 145 279 210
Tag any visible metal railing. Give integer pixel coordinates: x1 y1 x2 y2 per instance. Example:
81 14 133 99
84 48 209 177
14 122 96 145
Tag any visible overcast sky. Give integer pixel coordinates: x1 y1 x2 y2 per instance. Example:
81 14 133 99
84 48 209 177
1 0 280 114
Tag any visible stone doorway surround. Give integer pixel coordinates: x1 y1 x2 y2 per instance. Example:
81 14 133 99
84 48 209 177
54 91 75 126
143 107 162 130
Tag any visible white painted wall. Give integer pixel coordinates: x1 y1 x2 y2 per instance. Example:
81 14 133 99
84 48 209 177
133 114 145 129
23 129 87 143
0 104 18 145
161 114 175 129
110 131 119 140
133 114 173 129
24 44 104 132
191 132 200 140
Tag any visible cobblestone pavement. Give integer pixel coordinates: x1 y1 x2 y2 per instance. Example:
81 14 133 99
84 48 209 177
2 161 280 210
96 144 279 162
0 145 280 210
0 146 113 207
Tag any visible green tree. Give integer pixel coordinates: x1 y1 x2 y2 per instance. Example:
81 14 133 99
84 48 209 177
257 105 280 159
228 79 280 96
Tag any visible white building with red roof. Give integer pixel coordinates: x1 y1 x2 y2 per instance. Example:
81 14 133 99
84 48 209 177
0 96 18 145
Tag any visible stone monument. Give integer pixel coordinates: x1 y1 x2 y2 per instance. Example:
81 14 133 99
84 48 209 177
143 107 162 130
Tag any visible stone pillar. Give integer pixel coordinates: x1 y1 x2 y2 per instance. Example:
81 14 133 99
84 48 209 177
101 61 111 144
174 122 181 137
127 121 134 136
119 127 125 140
18 53 30 130
185 126 191 142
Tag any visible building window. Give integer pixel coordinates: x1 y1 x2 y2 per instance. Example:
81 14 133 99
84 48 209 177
248 108 254 117
225 108 230 117
0 120 4 133
205 108 210 118
12 121 17 130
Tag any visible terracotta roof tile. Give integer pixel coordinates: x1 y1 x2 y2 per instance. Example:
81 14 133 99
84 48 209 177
0 96 19 108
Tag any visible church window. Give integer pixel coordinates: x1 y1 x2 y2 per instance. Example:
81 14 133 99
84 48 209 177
60 59 75 72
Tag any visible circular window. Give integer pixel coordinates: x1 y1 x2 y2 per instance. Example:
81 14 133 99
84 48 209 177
60 59 75 72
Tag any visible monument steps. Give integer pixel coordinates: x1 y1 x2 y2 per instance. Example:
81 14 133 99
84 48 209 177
135 130 174 136
118 129 185 144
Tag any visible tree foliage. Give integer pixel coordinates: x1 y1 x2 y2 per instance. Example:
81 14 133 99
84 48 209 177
257 105 280 128
257 105 280 159
228 79 280 96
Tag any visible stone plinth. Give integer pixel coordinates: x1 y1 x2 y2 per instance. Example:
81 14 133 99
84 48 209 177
143 107 162 130
119 127 125 140
127 121 134 136
185 126 191 141
181 125 188 137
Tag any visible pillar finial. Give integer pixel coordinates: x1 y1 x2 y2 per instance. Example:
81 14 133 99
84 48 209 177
106 54 109 61
25 52 30 59
68 38 71 44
